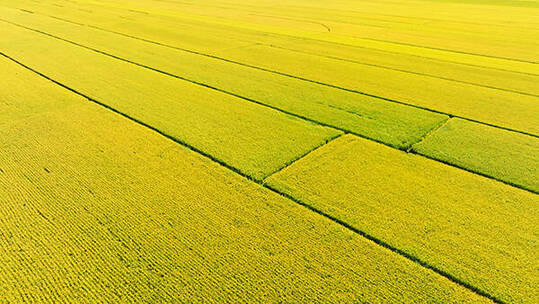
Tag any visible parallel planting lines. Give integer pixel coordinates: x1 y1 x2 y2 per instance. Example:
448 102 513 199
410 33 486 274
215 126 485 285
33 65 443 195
41 0 539 73
0 51 332 183
0 56 494 303
0 50 503 304
0 15 446 149
359 36 538 64
53 1 535 70
265 135 538 304
214 44 538 136
411 119 539 193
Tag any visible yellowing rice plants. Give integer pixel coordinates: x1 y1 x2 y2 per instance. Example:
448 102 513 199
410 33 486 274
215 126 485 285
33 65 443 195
266 134 539 303
412 118 539 192
0 21 342 181
0 55 490 303
0 7 448 149
0 0 537 303
216 44 539 134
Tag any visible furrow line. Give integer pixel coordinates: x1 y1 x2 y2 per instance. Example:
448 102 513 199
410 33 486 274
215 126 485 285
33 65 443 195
0 51 258 184
8 13 538 139
267 44 539 98
36 9 539 77
262 182 507 304
0 50 505 304
0 18 405 149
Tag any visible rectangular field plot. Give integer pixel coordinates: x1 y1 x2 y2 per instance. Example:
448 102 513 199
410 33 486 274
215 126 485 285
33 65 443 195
263 38 539 97
4 1 537 135
0 56 490 303
266 134 539 304
11 0 537 70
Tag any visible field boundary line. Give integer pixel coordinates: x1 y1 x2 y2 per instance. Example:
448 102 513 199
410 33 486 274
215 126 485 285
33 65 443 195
0 51 260 183
409 150 538 194
267 44 539 98
263 182 506 304
2 19 537 194
11 6 538 77
0 51 505 304
406 118 539 194
6 12 539 138
0 19 410 148
262 133 345 181
22 2 537 65
406 117 452 152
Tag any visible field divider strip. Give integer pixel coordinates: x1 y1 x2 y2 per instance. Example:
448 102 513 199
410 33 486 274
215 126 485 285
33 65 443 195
406 117 452 152
267 44 539 97
0 51 259 183
0 50 505 304
2 18 537 195
10 4 538 78
26 1 537 65
7 11 539 136
262 132 345 181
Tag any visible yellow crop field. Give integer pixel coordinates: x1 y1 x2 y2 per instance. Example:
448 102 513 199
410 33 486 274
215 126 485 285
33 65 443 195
0 56 489 303
1 0 537 302
266 135 539 303
0 20 342 181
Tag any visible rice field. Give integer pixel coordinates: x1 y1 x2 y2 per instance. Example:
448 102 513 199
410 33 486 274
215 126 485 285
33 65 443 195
0 0 537 303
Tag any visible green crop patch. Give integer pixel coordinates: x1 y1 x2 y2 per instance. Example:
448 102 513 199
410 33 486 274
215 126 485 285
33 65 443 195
0 7 448 149
216 44 539 135
266 134 539 304
412 118 539 193
0 22 343 181
0 56 491 303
